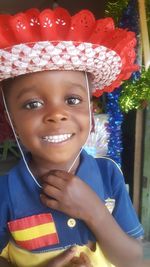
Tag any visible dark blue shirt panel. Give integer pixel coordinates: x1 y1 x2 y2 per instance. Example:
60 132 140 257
0 151 144 253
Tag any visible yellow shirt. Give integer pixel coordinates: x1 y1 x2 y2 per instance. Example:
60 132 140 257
1 242 115 267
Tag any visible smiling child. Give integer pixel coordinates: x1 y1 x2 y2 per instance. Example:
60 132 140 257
0 7 144 267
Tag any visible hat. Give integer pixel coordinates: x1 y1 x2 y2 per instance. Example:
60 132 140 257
0 7 138 96
0 7 138 142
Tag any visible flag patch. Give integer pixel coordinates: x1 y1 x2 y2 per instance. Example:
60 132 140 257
8 213 59 250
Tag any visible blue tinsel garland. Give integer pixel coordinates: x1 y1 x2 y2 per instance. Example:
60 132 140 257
106 0 140 166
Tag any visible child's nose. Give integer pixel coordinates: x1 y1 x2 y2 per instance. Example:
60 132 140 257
43 106 69 123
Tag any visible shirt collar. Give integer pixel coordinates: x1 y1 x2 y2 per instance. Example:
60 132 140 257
76 150 105 200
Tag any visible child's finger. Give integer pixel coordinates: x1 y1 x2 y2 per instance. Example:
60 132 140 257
70 256 82 264
70 252 93 266
41 173 67 190
40 194 59 210
42 183 61 199
80 252 92 264
47 247 77 267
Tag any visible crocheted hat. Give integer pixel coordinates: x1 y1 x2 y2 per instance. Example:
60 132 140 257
0 7 138 142
0 7 138 95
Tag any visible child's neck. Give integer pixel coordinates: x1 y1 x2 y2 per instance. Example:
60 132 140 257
29 155 80 179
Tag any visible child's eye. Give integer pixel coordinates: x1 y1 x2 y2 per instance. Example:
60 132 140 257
65 96 82 105
24 100 44 110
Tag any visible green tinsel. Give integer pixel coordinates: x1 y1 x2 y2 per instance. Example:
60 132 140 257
119 69 150 113
105 0 129 24
0 140 20 160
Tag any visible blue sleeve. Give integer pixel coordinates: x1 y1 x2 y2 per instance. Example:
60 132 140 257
0 175 11 252
96 158 144 239
112 173 144 238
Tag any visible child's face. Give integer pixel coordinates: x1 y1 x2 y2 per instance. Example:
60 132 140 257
5 70 90 170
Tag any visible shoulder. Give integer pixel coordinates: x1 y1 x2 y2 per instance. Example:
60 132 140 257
0 173 9 193
0 172 12 224
0 161 21 196
93 156 128 199
96 156 122 174
95 156 124 186
0 173 13 252
81 151 124 189
81 152 125 197
82 151 121 172
0 173 12 206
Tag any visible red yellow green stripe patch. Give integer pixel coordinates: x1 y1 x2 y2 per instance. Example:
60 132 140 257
8 213 59 250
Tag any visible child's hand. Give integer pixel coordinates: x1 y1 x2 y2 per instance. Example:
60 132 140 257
40 170 100 222
45 247 76 267
70 252 93 267
44 248 93 267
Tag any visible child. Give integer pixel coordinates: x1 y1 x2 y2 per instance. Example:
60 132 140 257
0 6 144 267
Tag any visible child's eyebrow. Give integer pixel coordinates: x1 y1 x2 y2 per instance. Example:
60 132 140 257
16 82 87 100
66 82 87 92
16 86 37 99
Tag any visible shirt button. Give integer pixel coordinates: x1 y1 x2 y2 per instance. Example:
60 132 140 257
67 218 76 228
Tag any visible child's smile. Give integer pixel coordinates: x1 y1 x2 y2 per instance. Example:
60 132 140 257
5 70 91 175
42 133 73 143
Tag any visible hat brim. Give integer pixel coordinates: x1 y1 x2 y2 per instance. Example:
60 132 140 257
0 41 122 94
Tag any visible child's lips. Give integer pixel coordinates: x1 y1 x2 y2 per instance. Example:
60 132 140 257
42 133 74 143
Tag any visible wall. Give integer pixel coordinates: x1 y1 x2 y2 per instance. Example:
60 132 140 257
0 0 106 18
141 104 150 240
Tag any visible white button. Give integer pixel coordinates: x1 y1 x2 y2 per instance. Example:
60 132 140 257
67 218 76 228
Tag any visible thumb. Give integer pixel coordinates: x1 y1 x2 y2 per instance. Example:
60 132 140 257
51 247 77 267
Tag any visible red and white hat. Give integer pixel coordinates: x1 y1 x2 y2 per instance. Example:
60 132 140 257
0 7 138 97
0 7 138 142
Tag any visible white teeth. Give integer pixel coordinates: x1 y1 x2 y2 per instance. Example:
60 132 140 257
42 134 72 143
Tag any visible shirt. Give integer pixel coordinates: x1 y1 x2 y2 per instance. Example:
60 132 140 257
0 150 144 266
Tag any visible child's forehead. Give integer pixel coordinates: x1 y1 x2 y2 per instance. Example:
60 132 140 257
2 70 90 97
10 70 87 85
